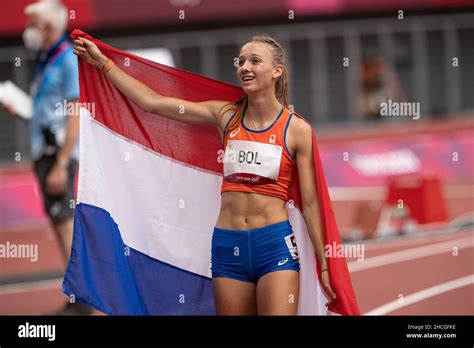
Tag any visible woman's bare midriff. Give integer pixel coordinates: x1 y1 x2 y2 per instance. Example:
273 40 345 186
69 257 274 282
215 191 289 230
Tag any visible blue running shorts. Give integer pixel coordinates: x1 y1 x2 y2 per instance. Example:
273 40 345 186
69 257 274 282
211 220 300 283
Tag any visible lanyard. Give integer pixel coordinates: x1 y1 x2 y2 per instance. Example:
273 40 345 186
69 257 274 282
30 40 70 99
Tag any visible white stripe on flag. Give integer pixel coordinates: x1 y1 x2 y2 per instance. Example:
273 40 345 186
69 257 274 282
288 205 328 315
79 108 221 277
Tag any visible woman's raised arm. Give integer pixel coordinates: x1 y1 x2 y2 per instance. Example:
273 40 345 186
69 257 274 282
73 38 226 126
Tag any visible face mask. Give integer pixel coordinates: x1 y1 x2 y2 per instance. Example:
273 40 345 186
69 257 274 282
22 27 45 51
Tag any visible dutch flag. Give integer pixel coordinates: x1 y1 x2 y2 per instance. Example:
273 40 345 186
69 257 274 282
62 30 360 316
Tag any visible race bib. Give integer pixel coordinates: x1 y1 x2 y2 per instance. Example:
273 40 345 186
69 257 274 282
223 140 282 185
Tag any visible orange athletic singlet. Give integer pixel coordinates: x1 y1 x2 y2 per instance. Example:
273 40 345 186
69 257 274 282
221 105 295 201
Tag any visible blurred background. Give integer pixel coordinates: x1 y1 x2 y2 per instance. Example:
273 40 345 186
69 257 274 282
0 0 473 315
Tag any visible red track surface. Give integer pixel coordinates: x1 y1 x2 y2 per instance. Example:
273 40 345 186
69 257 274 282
347 228 473 315
0 223 472 315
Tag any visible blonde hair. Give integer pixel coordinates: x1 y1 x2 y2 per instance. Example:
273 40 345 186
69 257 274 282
24 0 68 33
224 34 290 132
244 33 289 107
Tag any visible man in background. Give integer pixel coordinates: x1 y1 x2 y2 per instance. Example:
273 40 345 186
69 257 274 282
2 0 91 315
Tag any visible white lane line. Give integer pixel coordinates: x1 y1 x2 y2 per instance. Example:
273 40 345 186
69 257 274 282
358 229 472 251
0 278 62 296
365 274 474 315
348 236 473 272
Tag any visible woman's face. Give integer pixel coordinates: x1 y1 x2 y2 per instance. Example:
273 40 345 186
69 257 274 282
237 42 282 95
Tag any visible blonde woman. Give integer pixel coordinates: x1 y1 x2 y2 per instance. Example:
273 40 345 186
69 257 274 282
73 34 336 315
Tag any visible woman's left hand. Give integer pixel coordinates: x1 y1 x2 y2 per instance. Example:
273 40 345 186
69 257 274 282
321 270 337 306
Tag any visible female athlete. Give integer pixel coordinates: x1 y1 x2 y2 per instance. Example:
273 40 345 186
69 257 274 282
73 34 336 315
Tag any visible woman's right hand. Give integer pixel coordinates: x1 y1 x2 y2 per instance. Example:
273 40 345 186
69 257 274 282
73 38 108 69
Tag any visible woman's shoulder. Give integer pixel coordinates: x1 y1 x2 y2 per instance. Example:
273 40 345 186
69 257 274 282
285 111 313 155
216 101 241 134
287 111 312 137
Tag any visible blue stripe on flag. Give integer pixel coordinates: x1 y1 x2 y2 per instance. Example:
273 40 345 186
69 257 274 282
62 202 215 315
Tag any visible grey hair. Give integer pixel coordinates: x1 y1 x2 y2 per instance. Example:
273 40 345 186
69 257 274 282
24 0 68 33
